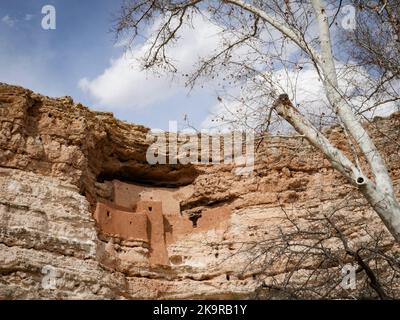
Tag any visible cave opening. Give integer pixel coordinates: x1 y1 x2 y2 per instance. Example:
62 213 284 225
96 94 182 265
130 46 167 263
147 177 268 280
96 168 197 188
96 165 198 188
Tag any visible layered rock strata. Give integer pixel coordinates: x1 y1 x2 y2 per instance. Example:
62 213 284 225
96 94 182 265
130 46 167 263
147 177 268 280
1 83 399 299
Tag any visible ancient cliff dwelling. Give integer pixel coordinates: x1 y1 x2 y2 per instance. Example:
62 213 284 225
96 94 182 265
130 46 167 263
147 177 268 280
94 179 231 266
2 0 400 305
1 83 399 300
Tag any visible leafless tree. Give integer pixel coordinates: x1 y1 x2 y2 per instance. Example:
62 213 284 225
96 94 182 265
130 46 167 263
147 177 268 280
348 0 400 77
114 0 400 241
243 200 400 299
339 0 400 117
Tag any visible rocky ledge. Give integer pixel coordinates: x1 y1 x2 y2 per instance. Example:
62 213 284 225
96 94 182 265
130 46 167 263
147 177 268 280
0 83 399 299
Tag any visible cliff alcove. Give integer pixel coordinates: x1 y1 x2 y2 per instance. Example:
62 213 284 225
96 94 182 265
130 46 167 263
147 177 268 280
1 83 399 299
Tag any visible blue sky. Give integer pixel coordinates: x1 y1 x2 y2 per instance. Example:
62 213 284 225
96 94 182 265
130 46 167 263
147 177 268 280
0 0 216 130
1 1 396 131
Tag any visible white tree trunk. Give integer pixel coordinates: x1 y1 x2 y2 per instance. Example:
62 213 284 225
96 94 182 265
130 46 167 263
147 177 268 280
225 0 400 241
274 95 400 242
311 0 395 197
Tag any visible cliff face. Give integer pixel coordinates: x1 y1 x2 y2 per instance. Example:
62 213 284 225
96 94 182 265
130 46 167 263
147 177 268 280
0 83 399 299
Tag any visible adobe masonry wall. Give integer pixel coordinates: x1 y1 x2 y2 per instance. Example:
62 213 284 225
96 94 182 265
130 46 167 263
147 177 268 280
165 206 231 243
94 199 170 266
112 179 189 215
94 180 231 266
136 201 169 266
94 202 148 242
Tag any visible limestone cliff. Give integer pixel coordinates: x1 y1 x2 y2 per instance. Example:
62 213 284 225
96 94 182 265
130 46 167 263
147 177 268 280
0 83 399 299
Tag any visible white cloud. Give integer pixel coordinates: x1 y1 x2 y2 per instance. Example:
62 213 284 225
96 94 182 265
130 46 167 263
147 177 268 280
201 63 400 132
78 54 182 109
79 9 398 130
1 15 16 27
79 15 222 111
200 67 328 132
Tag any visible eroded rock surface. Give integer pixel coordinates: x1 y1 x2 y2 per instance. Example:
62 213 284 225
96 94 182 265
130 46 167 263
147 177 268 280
1 83 399 299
